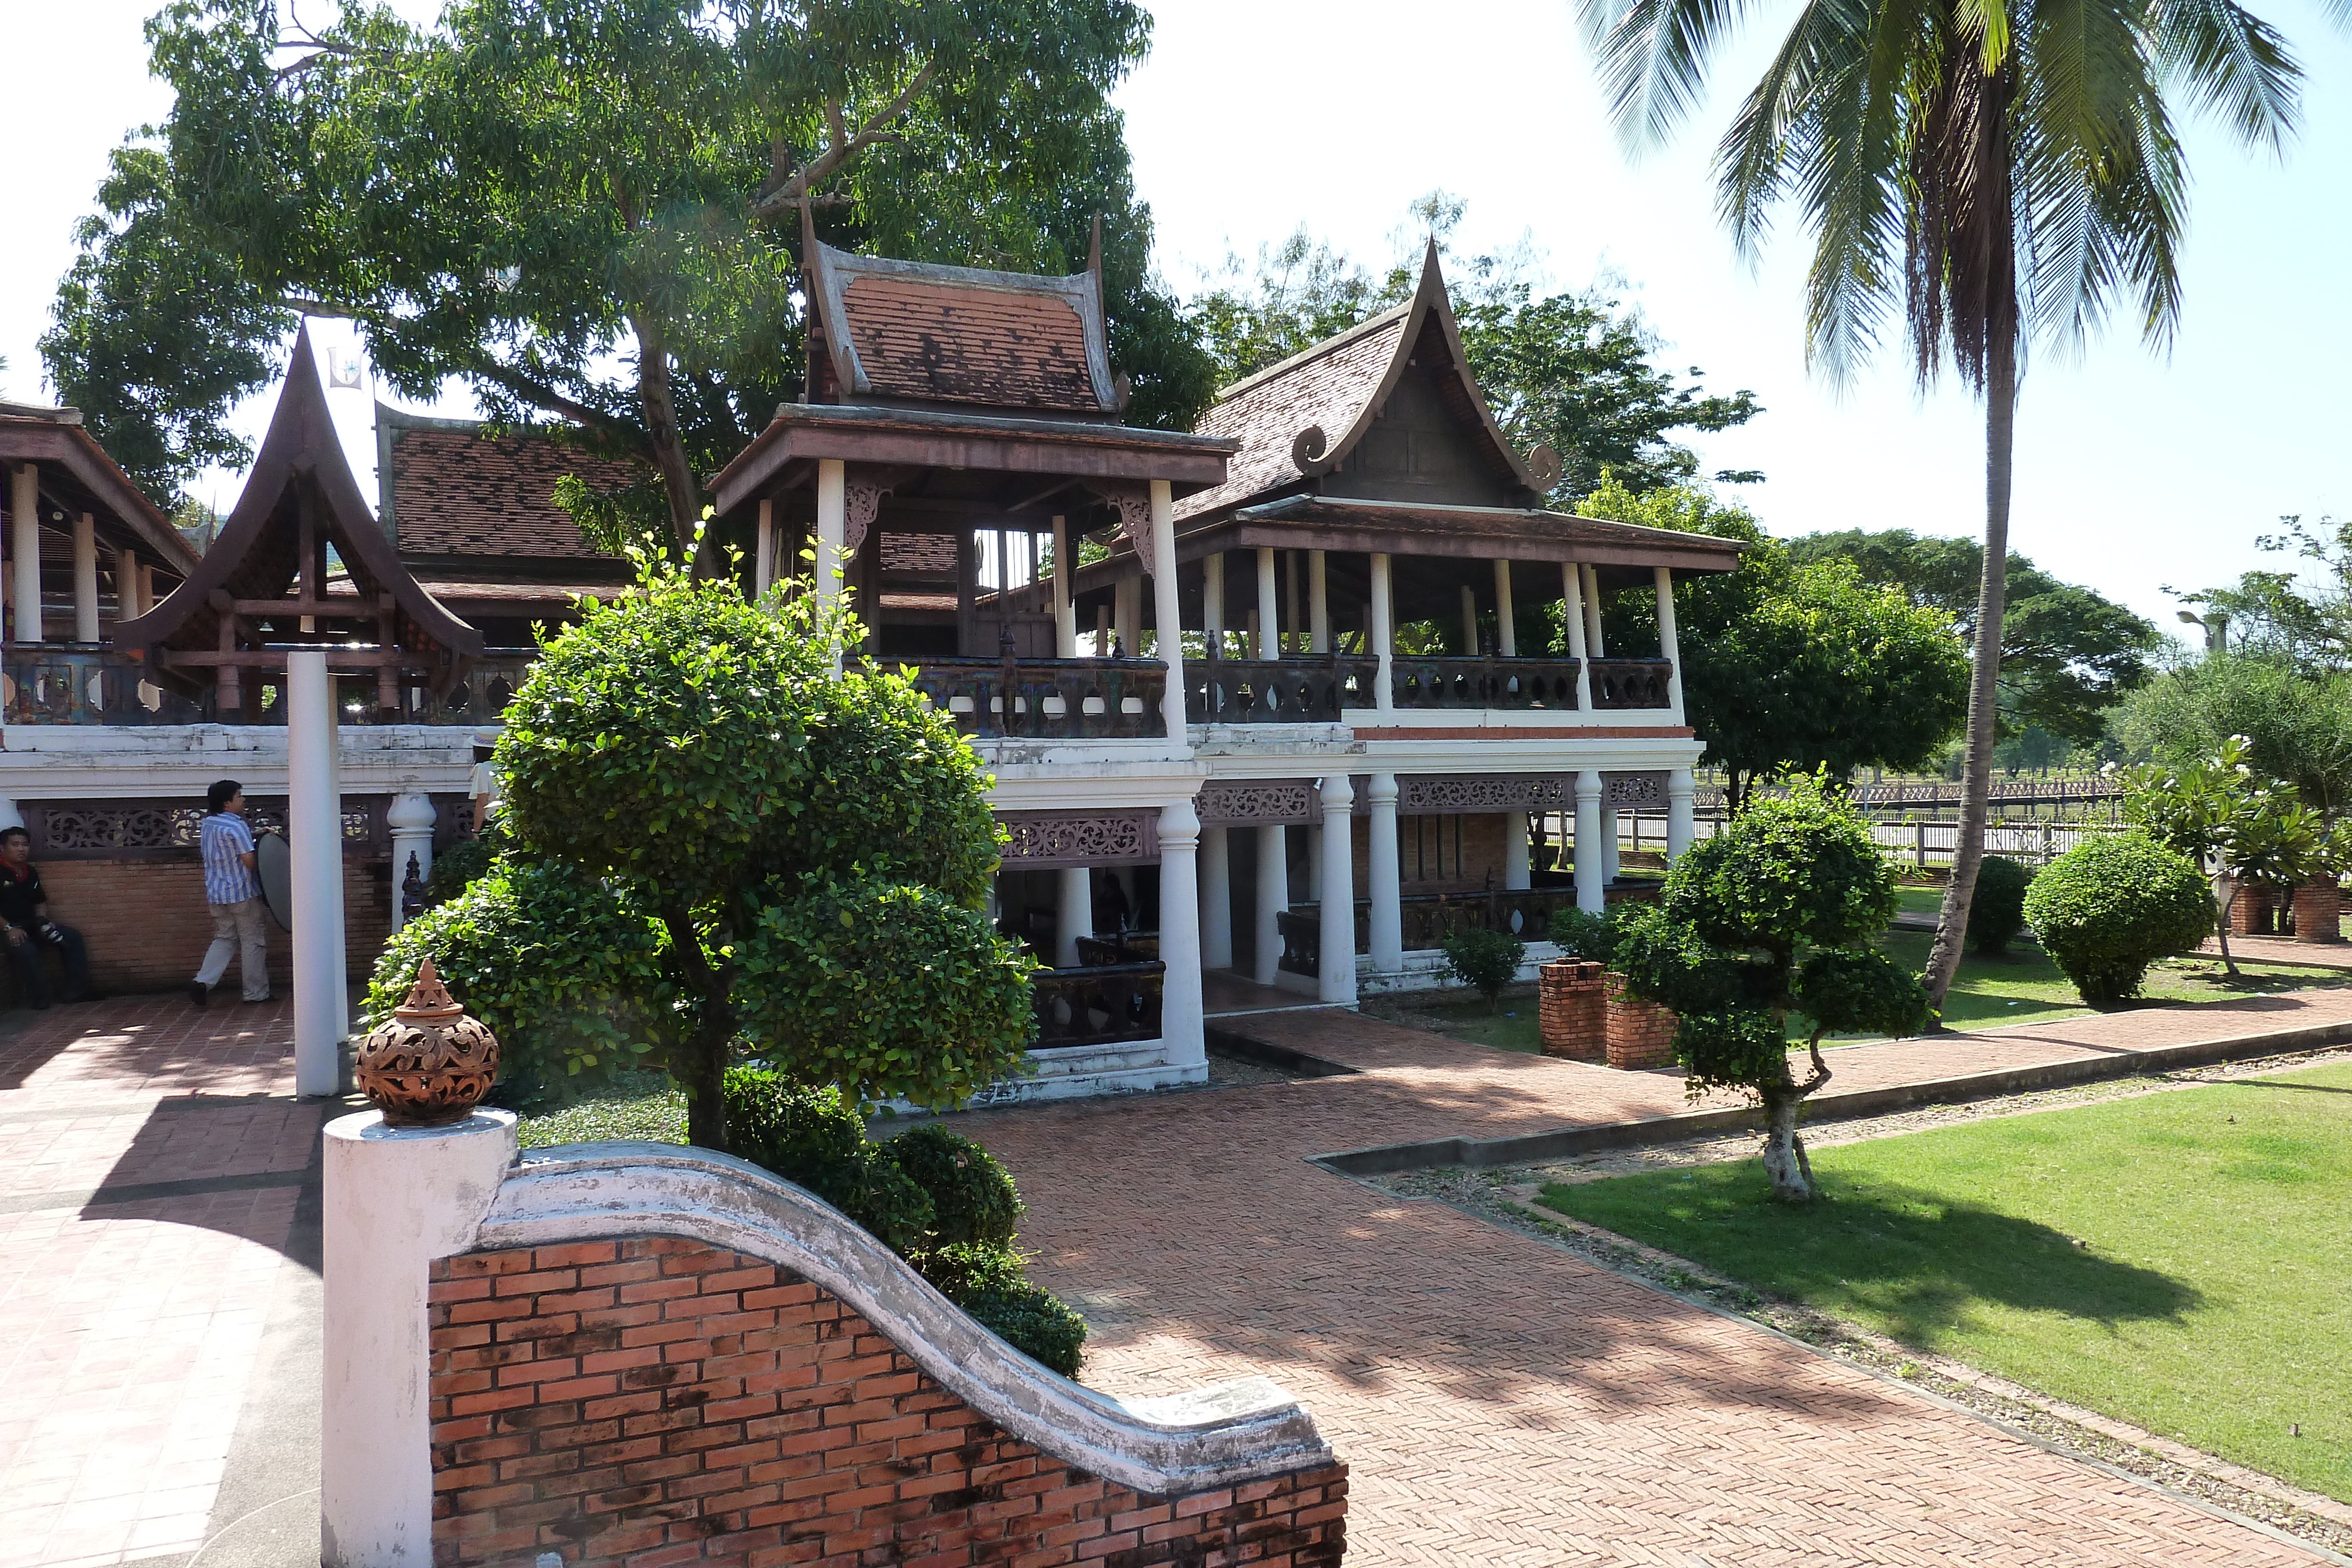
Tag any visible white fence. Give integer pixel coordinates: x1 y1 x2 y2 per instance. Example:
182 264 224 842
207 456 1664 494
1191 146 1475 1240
1539 812 2128 871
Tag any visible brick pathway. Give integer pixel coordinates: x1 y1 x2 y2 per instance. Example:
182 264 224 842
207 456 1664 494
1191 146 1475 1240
0 996 316 1568
950 999 2352 1566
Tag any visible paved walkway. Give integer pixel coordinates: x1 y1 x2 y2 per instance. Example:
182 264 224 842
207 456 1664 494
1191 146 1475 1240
951 996 2352 1566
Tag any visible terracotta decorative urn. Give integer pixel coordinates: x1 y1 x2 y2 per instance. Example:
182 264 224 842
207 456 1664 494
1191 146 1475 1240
355 958 500 1126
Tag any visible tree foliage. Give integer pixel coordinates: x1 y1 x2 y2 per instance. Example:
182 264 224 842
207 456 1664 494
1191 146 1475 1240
2112 654 2352 818
1787 529 2157 750
2023 834 2214 1004
1612 778 1929 1201
42 0 1214 528
2115 734 2326 972
2171 516 2352 676
1185 196 1762 500
1965 856 2034 956
496 563 1036 1148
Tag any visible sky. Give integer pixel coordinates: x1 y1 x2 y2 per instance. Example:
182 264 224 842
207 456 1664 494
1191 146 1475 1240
4 0 2348 638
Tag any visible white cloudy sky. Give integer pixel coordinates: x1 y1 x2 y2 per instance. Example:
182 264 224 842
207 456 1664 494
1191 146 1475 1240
4 0 2348 634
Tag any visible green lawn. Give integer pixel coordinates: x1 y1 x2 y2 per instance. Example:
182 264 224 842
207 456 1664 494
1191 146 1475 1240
1538 1063 2352 1502
514 1072 686 1148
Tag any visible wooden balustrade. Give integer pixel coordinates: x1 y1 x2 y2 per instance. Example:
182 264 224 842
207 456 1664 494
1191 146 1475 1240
1030 960 1165 1047
1188 654 1379 723
1388 656 1583 711
1075 932 1160 966
1281 887 1590 970
1589 658 1673 709
905 656 1164 740
2 647 203 726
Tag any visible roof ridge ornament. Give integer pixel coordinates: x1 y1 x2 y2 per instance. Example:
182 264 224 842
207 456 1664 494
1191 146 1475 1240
1528 444 1563 493
1290 426 1330 475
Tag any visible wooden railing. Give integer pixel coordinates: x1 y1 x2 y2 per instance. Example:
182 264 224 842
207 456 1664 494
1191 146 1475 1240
2 647 203 725
1279 887 1591 972
409 653 540 725
1188 654 1380 723
1589 658 1673 709
1388 656 1586 711
1031 960 1165 1047
1075 931 1160 966
906 656 1165 740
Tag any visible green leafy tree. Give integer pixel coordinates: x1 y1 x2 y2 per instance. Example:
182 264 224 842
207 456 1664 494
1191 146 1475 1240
494 561 1037 1149
1965 855 2033 956
1579 0 2327 1015
2170 516 2352 675
2111 655 2352 818
42 0 1214 530
1612 778 1930 1202
1441 926 1527 1010
1788 530 2157 750
2023 834 2214 1002
1187 196 1762 500
1585 482 1970 813
2116 735 2320 975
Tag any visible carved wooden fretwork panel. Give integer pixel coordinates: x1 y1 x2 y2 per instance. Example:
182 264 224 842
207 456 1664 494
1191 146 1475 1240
1195 781 1316 826
1398 774 1575 814
843 480 890 554
1098 486 1154 577
26 799 375 859
997 810 1158 868
1602 771 1669 808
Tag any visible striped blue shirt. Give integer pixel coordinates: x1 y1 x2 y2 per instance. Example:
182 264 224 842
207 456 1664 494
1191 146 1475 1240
201 813 260 904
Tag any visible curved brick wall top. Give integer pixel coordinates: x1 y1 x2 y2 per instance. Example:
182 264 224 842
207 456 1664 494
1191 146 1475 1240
474 1142 1334 1497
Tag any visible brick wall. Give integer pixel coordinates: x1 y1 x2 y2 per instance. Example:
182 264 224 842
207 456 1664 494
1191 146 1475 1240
427 1238 1348 1568
1603 972 1679 1072
2229 886 2275 937
32 855 390 995
2295 880 2343 945
1537 959 1607 1062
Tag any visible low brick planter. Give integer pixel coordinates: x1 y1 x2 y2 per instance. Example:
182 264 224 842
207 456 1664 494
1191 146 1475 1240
2296 879 2344 945
1603 972 1680 1072
1538 959 1608 1061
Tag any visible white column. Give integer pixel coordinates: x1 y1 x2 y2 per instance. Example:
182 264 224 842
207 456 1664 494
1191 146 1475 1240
1200 824 1234 969
1366 773 1402 972
1308 550 1330 653
1317 774 1356 1005
116 544 142 618
0 798 22 832
815 459 846 603
1573 769 1605 915
1668 768 1696 861
1157 798 1205 1071
1654 565 1685 720
289 650 348 1097
1254 547 1278 660
1603 806 1622 880
1459 584 1479 656
754 498 774 597
1053 515 1077 657
1203 552 1225 656
322 1108 517 1568
1504 811 1531 890
386 793 437 933
1252 823 1287 987
1369 553 1395 715
72 513 98 642
1055 867 1091 968
1115 578 1138 656
1149 480 1185 744
1581 564 1606 656
1562 562 1592 712
1493 560 1515 657
12 464 41 642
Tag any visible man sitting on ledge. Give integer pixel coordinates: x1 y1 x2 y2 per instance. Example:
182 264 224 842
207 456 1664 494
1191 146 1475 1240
0 827 92 1008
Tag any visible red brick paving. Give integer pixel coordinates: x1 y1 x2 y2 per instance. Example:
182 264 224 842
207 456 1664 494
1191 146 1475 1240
952 1001 2351 1566
0 996 311 1568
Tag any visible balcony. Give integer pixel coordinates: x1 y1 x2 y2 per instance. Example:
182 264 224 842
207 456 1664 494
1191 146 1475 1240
4 647 203 726
906 655 1167 741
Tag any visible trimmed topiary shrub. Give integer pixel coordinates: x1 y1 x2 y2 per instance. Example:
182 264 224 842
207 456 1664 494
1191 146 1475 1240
906 1242 1086 1377
1442 925 1526 1007
721 1069 937 1252
421 812 510 909
2024 833 2213 1004
881 1124 1023 1248
1967 855 2034 955
1548 906 1618 964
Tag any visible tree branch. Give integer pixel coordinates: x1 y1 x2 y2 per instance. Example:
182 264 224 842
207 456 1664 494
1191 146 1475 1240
749 60 938 221
472 362 649 449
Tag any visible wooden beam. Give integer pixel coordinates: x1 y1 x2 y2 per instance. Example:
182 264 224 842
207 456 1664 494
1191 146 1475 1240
161 648 423 669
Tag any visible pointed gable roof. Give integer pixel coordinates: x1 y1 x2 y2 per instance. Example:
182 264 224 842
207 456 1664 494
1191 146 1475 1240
802 214 1121 416
1175 242 1553 523
116 330 483 660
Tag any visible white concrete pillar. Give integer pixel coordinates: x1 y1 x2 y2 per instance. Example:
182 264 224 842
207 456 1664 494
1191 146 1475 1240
1459 584 1479 656
72 513 98 642
1366 774 1402 972
1149 480 1185 743
1668 768 1696 861
1603 806 1622 880
1562 562 1593 711
0 798 22 832
1203 552 1225 656
1254 547 1278 660
1317 774 1356 1005
815 459 846 603
386 793 437 933
1504 811 1531 890
1157 798 1205 1071
12 464 41 643
1573 770 1605 915
1308 550 1329 653
289 650 348 1097
322 1108 517 1568
1369 553 1395 715
1581 564 1606 657
1201 824 1234 970
1055 867 1092 968
1654 565 1685 719
754 497 774 597
1493 560 1515 657
1252 823 1287 987
1053 516 1077 657
118 545 142 618
1115 578 1138 656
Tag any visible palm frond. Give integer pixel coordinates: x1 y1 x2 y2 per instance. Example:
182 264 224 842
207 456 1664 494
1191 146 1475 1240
2149 0 2301 151
1581 0 1781 149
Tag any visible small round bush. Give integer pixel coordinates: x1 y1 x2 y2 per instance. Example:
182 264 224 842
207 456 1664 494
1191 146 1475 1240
2024 833 2213 1004
913 1242 1086 1377
1967 855 2034 955
1441 925 1526 1005
721 1070 936 1249
883 1124 1023 1248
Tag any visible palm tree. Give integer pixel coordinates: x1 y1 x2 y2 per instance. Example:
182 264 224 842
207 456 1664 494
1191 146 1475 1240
1579 0 2333 1009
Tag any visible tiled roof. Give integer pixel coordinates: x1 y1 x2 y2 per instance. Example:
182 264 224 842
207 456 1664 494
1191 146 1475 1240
841 275 1101 411
384 415 642 561
880 533 956 579
1173 307 1409 523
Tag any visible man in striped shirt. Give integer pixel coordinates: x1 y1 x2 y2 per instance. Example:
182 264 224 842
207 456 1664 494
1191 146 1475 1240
191 779 270 1006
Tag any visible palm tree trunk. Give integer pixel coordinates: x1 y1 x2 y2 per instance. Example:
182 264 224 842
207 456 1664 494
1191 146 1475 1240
1924 334 2016 1011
